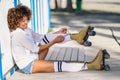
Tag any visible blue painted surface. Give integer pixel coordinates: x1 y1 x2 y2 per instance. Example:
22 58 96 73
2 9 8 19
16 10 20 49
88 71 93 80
10 68 14 76
35 0 38 32
48 0 52 28
14 0 17 7
14 0 20 7
30 0 37 32
34 0 38 32
2 77 6 80
0 43 3 80
30 0 34 31
30 0 51 33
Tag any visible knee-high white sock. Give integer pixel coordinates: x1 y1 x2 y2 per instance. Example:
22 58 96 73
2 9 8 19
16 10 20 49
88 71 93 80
54 61 88 72
40 34 71 45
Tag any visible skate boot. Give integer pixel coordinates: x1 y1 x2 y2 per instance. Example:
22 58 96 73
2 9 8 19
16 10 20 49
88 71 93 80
86 49 103 70
86 49 110 71
70 26 96 46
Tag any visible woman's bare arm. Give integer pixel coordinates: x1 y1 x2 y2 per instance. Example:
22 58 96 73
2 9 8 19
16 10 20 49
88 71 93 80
38 35 65 52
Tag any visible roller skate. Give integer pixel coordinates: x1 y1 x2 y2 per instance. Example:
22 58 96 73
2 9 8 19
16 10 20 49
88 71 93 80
86 49 110 71
101 49 110 71
70 26 96 47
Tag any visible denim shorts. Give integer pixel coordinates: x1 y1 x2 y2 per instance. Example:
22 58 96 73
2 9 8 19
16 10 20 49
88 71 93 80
21 61 34 74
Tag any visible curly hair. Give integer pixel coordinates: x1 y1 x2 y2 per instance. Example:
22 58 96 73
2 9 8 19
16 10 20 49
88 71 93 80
7 4 32 32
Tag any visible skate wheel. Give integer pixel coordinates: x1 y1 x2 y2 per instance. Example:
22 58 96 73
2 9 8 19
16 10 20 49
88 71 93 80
88 31 96 36
84 41 92 46
104 64 110 71
89 27 94 30
103 49 110 59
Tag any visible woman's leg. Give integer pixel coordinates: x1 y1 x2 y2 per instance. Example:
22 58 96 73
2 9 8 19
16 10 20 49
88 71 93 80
32 60 54 73
40 26 91 45
32 60 87 73
32 49 105 73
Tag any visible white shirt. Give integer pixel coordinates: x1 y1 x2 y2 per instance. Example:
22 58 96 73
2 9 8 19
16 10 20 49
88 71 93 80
11 28 43 69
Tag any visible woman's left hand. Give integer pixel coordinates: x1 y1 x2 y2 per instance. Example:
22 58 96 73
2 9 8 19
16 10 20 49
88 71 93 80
58 28 67 34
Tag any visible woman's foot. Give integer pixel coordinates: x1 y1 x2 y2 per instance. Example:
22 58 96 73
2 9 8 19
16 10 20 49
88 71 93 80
70 26 90 44
86 49 103 70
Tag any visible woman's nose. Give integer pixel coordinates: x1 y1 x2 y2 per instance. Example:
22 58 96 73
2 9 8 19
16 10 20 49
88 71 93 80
25 20 28 24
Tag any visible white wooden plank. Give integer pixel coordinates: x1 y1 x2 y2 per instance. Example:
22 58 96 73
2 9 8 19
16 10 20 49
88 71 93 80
63 47 72 62
45 47 54 60
49 47 60 60
56 47 66 61
0 0 14 76
78 48 85 62
71 48 79 62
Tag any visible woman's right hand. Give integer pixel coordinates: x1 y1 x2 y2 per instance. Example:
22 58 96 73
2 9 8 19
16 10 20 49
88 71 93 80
54 35 65 43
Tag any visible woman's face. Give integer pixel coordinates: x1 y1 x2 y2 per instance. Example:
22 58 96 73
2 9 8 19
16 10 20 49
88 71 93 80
18 16 29 30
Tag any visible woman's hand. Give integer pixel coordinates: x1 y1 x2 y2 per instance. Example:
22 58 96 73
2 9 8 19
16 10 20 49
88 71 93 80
58 28 67 34
54 27 67 34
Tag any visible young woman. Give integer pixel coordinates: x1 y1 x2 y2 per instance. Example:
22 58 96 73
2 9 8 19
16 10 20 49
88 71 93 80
7 4 108 74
